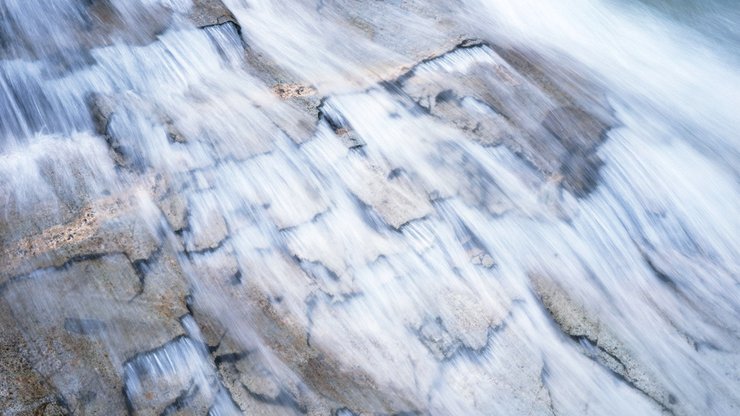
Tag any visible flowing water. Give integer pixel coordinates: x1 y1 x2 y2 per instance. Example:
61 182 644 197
1 0 738 415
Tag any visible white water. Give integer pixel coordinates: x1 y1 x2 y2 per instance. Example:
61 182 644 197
1 0 738 415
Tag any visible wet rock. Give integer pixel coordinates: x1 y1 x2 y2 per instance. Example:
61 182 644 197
158 191 189 232
184 193 229 252
226 153 329 230
417 318 463 360
216 350 306 416
193 244 425 414
318 100 367 149
0 0 172 63
272 83 317 100
2 258 134 414
430 318 556 416
542 106 610 195
542 106 610 154
333 127 366 149
88 93 116 137
0 246 193 414
133 249 190 320
0 300 66 416
0 187 161 283
123 337 216 416
0 1 691 415
87 92 196 170
342 158 433 229
284 207 400 281
63 318 107 336
0 132 119 249
398 41 615 196
436 289 510 351
468 248 495 268
189 0 238 29
530 274 678 414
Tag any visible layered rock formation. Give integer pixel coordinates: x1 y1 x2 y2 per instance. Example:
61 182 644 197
1 1 738 415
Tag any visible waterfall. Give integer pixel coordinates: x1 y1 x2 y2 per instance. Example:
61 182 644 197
1 0 738 415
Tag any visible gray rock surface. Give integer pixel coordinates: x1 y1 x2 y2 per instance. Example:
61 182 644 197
2 1 736 416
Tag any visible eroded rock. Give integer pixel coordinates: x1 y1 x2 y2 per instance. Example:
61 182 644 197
397 41 615 196
189 0 238 29
530 274 679 414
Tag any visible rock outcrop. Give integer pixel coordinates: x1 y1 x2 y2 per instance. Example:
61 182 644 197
2 1 736 416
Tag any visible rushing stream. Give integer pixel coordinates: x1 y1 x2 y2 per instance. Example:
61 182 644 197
1 0 738 415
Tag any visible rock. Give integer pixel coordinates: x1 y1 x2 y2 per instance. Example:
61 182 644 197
158 191 189 232
88 93 116 138
184 192 229 252
0 186 161 283
224 153 329 230
1 229 191 414
429 318 556 416
341 157 433 229
0 300 67 416
87 92 202 170
217 352 306 416
189 0 238 29
417 318 463 360
2 0 709 414
284 207 400 281
333 127 366 149
469 249 495 268
2 256 140 414
542 106 610 195
0 132 119 248
272 83 317 100
123 336 217 416
398 41 615 196
542 106 609 154
530 274 678 414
